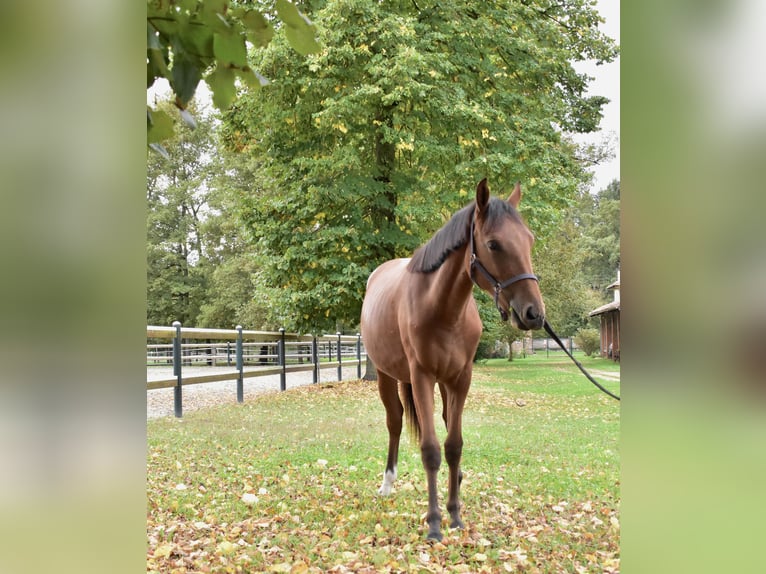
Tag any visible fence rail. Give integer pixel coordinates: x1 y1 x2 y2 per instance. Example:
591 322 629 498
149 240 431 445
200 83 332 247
147 323 367 418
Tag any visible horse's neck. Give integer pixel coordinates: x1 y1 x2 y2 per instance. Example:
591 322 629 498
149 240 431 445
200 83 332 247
421 247 475 322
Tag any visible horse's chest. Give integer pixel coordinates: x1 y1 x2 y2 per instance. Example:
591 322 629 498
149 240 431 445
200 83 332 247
406 320 481 377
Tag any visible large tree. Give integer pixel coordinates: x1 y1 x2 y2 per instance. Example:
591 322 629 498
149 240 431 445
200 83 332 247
221 0 617 333
578 178 620 293
146 101 218 326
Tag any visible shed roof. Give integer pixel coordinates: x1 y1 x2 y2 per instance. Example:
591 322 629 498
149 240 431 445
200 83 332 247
588 300 620 317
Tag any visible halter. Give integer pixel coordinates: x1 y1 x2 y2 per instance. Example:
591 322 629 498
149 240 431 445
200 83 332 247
468 218 539 322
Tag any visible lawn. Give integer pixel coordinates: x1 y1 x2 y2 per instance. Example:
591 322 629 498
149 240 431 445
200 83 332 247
147 354 620 573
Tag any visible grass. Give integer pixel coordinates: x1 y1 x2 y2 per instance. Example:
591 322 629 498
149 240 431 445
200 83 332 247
147 354 620 573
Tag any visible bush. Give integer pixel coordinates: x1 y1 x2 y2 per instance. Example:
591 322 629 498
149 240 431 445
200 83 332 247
574 328 601 357
474 339 493 362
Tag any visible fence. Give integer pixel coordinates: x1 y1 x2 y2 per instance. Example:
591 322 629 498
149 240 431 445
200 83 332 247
510 337 578 357
147 323 367 417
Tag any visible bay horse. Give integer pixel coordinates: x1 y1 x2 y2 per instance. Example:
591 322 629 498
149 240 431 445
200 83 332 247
360 178 545 541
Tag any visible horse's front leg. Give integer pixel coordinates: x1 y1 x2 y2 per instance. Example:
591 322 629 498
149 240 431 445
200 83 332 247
444 372 470 530
411 372 443 541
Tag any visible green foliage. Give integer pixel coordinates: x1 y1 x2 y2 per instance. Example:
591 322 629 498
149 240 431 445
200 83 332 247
147 0 320 153
221 0 617 333
574 327 601 357
578 179 621 292
147 100 219 326
195 253 270 329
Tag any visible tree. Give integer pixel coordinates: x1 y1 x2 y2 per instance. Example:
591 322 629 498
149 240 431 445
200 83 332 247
221 0 618 333
195 158 275 329
532 215 605 336
146 100 218 326
579 179 620 293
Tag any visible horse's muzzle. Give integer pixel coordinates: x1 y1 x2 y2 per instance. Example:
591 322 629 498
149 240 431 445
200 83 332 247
510 303 545 331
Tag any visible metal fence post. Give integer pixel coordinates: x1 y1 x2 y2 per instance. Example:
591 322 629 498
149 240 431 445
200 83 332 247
336 332 342 381
279 328 286 391
172 321 183 418
356 333 362 379
236 325 243 403
312 335 319 384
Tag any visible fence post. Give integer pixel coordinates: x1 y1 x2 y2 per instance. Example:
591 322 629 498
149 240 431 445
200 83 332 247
279 328 286 391
236 325 244 403
336 332 342 381
312 335 319 384
356 333 362 379
172 321 183 418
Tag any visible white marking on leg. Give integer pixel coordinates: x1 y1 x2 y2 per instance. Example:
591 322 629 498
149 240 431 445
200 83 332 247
378 466 397 496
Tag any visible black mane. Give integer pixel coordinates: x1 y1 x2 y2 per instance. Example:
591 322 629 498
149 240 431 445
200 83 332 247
406 198 521 273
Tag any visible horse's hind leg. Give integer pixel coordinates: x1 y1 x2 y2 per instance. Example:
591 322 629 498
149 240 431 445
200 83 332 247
377 371 403 495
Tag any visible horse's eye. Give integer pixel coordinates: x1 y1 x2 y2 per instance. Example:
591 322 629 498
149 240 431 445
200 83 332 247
486 240 501 252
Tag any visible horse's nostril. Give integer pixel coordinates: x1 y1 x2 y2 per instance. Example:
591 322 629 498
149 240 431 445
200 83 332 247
524 304 542 324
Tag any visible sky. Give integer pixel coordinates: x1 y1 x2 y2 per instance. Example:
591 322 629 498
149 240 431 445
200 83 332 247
572 0 620 192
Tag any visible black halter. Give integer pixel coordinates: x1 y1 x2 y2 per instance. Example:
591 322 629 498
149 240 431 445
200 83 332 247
468 218 539 321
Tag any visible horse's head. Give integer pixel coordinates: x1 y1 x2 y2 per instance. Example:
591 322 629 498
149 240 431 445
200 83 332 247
469 178 545 330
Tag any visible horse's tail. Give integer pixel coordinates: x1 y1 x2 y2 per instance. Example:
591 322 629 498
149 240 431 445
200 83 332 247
400 382 421 444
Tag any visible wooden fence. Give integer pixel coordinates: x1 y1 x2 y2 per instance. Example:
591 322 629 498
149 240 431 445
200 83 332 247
147 323 366 417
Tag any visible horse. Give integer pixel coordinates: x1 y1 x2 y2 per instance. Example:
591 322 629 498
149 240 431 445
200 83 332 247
360 178 545 541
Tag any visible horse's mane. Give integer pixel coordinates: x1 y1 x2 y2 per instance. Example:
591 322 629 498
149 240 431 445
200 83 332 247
407 198 521 274
406 203 474 273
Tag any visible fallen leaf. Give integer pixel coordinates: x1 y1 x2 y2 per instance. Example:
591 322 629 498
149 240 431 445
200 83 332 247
216 540 238 555
153 543 174 558
241 492 259 505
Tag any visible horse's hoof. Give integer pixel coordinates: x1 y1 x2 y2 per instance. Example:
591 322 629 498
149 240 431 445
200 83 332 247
426 530 443 542
450 518 464 530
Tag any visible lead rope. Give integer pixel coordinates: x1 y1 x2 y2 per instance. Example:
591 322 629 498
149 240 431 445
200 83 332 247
543 320 621 401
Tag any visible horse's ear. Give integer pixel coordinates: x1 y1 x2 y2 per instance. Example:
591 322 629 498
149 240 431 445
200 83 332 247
476 178 490 214
508 181 521 208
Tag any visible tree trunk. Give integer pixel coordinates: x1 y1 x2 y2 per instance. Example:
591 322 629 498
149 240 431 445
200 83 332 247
363 355 377 381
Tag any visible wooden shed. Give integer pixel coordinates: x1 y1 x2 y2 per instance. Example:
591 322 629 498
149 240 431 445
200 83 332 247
589 272 620 361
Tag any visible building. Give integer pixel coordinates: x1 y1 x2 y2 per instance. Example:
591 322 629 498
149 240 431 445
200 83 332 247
589 271 620 361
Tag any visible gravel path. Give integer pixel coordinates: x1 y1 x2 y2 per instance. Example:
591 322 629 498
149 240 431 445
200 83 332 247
147 365 364 419
147 364 618 419
587 369 621 382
